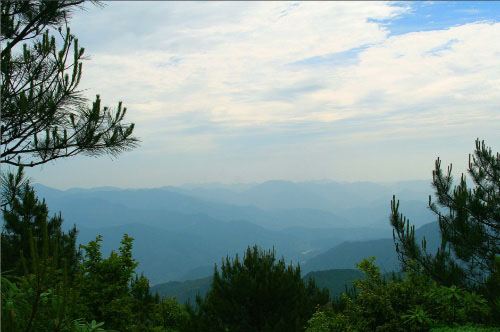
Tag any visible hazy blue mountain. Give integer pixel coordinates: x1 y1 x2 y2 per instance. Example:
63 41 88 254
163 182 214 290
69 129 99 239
280 226 390 262
337 198 434 230
65 186 123 193
77 215 417 285
157 224 395 283
34 186 218 231
168 180 389 212
302 238 400 274
33 184 353 230
383 180 446 202
31 180 437 284
34 180 435 231
169 179 432 208
301 221 441 274
77 219 378 284
151 277 213 305
163 179 435 228
180 265 216 281
177 182 257 192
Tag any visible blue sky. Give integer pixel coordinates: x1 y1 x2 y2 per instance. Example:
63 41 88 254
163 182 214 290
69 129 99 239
376 1 500 36
23 1 500 189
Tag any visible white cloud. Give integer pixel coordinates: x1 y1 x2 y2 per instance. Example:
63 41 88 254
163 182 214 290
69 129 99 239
48 1 500 185
75 3 407 126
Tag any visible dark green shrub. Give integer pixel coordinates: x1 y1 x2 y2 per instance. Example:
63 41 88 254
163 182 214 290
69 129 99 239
306 258 491 332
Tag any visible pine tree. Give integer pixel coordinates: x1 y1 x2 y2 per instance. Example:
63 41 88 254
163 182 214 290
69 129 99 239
1 167 79 278
187 245 329 332
1 0 138 168
391 139 499 301
1 178 82 332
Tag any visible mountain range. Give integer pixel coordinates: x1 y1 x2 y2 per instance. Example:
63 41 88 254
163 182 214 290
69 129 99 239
31 179 438 284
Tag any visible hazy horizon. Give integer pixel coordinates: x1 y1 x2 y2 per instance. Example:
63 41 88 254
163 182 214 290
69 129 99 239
31 177 436 191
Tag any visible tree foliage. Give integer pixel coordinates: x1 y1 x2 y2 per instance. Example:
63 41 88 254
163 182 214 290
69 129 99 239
1 167 80 278
306 258 491 332
1 171 98 332
391 139 499 301
186 245 329 332
1 0 138 168
77 234 139 331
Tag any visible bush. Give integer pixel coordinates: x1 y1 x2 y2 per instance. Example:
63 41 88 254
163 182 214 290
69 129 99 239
306 258 492 332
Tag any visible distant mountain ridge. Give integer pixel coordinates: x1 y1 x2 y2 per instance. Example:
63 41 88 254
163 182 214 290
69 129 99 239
165 179 435 224
34 179 435 230
31 180 438 284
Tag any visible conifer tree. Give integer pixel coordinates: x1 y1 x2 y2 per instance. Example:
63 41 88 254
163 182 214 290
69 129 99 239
187 245 329 332
391 139 499 299
1 167 79 278
1 178 84 332
1 0 139 168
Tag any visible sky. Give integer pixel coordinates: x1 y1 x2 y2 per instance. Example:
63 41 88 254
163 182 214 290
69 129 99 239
24 1 500 189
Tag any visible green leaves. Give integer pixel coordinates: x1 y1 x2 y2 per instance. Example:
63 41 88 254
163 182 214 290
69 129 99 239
77 233 142 332
307 257 492 332
402 305 434 331
72 319 106 332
